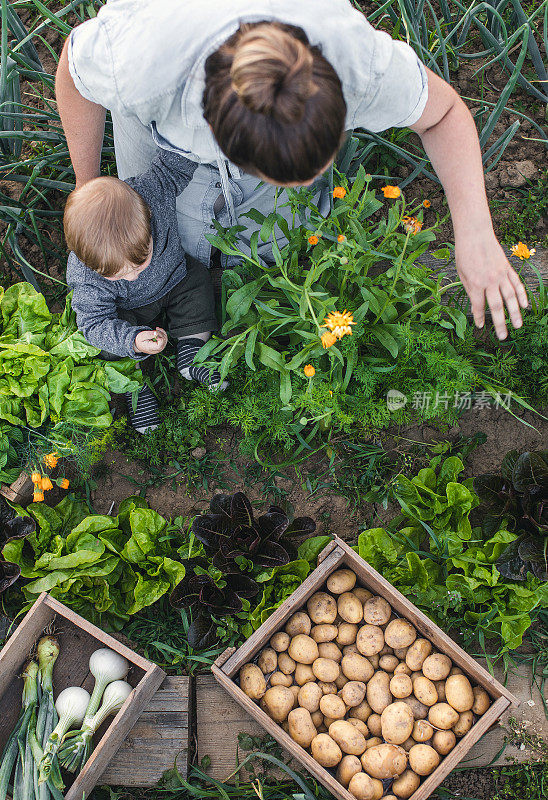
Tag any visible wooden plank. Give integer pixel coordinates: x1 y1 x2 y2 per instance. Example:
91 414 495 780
0 593 52 699
101 677 190 786
0 472 33 504
220 546 344 677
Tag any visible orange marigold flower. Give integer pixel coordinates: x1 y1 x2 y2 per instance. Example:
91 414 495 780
402 216 423 235
304 364 316 378
33 491 45 503
31 471 42 485
381 185 401 199
42 452 59 468
321 309 356 340
308 235 319 246
321 331 337 349
333 186 347 199
423 199 431 208
59 478 70 490
337 234 346 243
511 242 536 260
41 476 53 491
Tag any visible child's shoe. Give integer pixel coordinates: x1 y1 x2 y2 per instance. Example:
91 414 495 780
124 385 160 433
177 338 228 392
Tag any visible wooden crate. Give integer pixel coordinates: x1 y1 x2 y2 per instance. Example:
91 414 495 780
0 593 166 800
212 536 519 800
0 472 33 504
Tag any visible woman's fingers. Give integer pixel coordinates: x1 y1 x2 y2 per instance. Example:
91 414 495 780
500 278 523 330
485 285 507 339
467 284 486 329
507 267 529 308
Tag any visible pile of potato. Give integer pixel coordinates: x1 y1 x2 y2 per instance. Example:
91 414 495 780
238 568 492 800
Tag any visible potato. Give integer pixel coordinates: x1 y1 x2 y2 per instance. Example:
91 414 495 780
445 674 474 712
390 674 413 699
311 733 342 767
428 703 460 729
379 655 399 672
311 710 323 728
393 647 409 660
324 716 336 728
405 639 433 672
366 713 382 737
258 648 277 674
336 754 362 788
295 663 316 685
379 644 394 657
410 671 422 683
342 681 367 707
329 720 367 755
320 693 347 720
450 667 463 676
401 738 415 752
311 624 338 643
413 676 438 707
368 654 380 670
288 634 319 665
353 587 373 604
364 736 382 750
270 671 293 687
327 569 357 594
337 623 359 646
298 682 323 713
277 652 296 674
239 664 266 700
342 652 375 683
367 671 393 714
472 686 490 715
408 744 440 776
335 673 348 689
381 702 414 745
338 592 365 624
392 769 421 799
363 597 392 626
285 612 311 637
313 657 340 682
383 796 398 800
348 772 377 800
394 662 412 676
453 710 474 737
432 729 456 755
343 644 360 656
270 631 290 652
348 699 372 722
422 653 452 681
262 686 294 723
318 642 343 662
288 707 317 747
290 684 300 706
434 680 446 702
318 680 337 694
360 744 407 779
307 592 337 624
384 619 417 650
401 695 428 720
349 718 369 737
412 720 433 742
356 625 385 657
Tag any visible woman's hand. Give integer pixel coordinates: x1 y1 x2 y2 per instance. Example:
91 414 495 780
134 328 168 355
455 231 528 339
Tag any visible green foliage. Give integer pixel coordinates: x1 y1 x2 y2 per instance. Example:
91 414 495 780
0 422 23 483
493 170 548 249
2 495 188 630
0 283 142 428
357 456 548 654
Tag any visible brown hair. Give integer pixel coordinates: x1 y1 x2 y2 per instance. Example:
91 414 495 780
64 177 151 276
203 22 346 184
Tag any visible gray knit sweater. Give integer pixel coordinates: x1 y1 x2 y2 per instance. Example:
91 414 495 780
67 150 198 358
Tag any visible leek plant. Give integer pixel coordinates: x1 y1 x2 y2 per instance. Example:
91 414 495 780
0 660 38 800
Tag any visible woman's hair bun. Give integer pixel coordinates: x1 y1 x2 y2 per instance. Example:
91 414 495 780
230 23 316 124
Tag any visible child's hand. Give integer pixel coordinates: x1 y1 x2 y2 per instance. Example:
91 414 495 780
134 328 168 354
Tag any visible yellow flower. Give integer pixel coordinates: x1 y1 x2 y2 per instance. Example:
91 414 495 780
33 491 45 503
41 476 53 491
308 235 319 245
333 186 347 199
31 471 42 485
511 242 536 260
322 310 355 340
381 185 401 199
401 216 423 235
321 331 337 349
42 452 59 468
304 364 315 378
337 234 346 243
60 478 70 490
423 199 431 208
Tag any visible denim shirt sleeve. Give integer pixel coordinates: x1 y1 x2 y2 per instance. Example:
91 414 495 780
67 16 119 110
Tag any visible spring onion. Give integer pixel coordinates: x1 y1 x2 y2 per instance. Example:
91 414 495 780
0 662 38 800
84 649 129 721
38 687 89 785
58 681 132 773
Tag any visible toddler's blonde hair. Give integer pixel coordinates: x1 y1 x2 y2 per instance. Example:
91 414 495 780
64 176 151 277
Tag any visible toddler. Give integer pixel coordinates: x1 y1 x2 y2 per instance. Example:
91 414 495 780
65 149 226 433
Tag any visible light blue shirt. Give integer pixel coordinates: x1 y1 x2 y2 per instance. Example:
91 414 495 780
67 0 428 265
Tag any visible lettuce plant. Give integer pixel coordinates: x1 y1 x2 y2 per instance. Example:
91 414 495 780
0 498 35 594
475 450 548 581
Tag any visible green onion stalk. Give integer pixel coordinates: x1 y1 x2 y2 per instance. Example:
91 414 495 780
38 687 89 786
35 637 60 794
0 661 39 800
